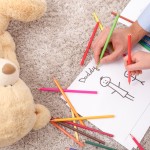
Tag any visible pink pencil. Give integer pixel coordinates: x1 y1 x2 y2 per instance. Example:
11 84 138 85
128 34 132 84
80 22 99 66
130 134 144 150
65 121 114 137
39 88 98 94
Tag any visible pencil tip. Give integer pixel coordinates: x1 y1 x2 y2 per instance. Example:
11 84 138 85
130 134 133 137
96 63 100 69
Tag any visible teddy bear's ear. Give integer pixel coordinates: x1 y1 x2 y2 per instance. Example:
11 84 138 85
0 0 47 22
2 63 16 75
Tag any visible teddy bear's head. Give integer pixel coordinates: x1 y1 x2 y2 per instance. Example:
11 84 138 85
0 58 50 147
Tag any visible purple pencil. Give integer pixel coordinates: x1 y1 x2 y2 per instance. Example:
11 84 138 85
39 88 98 94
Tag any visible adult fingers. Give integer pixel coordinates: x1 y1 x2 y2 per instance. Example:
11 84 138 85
100 47 122 64
92 28 110 64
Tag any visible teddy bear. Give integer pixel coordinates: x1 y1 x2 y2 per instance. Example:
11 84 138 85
0 0 51 147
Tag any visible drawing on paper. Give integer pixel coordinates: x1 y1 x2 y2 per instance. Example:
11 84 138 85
124 71 145 85
100 76 134 101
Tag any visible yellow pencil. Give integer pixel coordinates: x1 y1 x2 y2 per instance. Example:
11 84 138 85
51 115 115 122
71 110 79 141
92 12 103 31
53 78 84 125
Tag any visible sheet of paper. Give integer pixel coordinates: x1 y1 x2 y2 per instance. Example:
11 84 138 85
62 45 150 149
119 0 150 26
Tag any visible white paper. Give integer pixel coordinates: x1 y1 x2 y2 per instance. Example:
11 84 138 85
63 44 150 149
119 0 150 26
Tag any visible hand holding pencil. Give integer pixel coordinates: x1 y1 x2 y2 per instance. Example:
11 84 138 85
92 20 148 65
124 51 150 75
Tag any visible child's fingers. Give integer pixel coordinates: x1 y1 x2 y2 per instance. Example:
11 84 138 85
123 55 128 66
131 70 142 76
126 62 142 71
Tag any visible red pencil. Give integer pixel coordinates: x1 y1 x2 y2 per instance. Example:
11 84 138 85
128 34 132 84
111 11 134 23
80 22 99 66
65 121 114 137
130 134 144 150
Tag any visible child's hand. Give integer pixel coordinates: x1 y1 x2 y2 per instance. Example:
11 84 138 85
124 51 150 75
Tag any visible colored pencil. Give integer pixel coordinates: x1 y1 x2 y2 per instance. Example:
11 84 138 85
97 14 119 68
65 148 78 150
92 12 103 30
71 110 79 141
111 11 134 23
65 121 114 137
59 122 105 144
111 11 150 52
85 140 117 150
128 34 132 84
39 88 98 94
100 14 119 60
80 22 99 66
130 134 144 150
53 78 84 125
92 12 114 52
51 115 115 122
50 121 84 147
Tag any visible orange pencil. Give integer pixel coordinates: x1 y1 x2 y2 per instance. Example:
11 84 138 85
53 78 84 125
128 34 132 84
111 11 134 23
50 121 84 147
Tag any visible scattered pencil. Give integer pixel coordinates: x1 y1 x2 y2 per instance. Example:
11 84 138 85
92 12 114 53
51 115 115 122
59 122 105 144
111 11 134 23
130 134 144 150
50 121 84 147
65 121 114 137
127 34 132 84
71 110 79 141
65 147 78 150
92 12 103 30
39 88 98 94
97 14 120 68
53 78 85 125
85 140 117 150
80 22 99 66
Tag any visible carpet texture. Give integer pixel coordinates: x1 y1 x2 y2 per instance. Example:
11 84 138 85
2 0 150 150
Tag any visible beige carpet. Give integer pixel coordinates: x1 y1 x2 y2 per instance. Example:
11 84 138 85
2 0 150 150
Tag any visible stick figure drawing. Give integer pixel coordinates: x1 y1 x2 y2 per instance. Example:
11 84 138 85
100 76 134 101
124 71 145 85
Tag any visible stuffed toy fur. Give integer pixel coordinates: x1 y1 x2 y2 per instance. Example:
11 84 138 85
0 0 51 147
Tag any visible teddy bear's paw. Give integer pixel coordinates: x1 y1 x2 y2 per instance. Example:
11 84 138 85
33 104 51 130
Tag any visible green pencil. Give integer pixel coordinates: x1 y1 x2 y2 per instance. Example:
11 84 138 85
97 14 120 67
85 140 117 150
